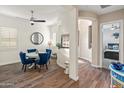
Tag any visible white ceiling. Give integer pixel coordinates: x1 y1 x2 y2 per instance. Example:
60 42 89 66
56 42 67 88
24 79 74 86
0 5 66 25
77 5 124 15
0 5 124 25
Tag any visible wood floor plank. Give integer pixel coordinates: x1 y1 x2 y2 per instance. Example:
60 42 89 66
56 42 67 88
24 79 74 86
0 59 110 88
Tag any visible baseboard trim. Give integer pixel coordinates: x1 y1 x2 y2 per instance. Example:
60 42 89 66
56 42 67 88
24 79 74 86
0 60 19 66
91 64 102 68
56 62 65 69
78 57 91 63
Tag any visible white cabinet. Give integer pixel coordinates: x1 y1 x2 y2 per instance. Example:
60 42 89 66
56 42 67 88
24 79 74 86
57 49 70 68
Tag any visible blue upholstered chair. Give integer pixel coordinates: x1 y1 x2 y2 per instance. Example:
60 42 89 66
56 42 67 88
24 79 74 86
36 53 49 72
19 52 34 72
27 48 37 53
46 49 52 64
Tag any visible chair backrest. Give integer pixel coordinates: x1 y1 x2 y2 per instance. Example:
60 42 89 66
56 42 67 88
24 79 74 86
46 49 52 59
38 53 49 65
27 48 37 53
19 52 26 64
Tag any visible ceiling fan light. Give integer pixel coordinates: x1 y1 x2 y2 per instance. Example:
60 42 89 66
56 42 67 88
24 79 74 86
30 20 34 25
29 10 46 23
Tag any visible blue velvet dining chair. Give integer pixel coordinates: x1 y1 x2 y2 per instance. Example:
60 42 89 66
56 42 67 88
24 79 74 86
35 53 49 72
46 49 52 64
27 48 37 53
19 52 34 72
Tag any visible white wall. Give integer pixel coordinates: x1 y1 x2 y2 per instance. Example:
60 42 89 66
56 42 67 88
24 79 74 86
0 14 50 65
49 15 70 46
49 7 78 81
68 8 78 81
78 19 92 62
49 10 71 68
59 7 79 81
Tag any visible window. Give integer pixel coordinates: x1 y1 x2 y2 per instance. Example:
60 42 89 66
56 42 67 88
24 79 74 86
0 27 17 48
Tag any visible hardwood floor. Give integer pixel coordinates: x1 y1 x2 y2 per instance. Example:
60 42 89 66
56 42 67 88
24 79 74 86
0 59 110 88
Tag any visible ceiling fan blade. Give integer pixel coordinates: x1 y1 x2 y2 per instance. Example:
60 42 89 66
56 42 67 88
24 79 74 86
33 20 46 22
30 10 46 23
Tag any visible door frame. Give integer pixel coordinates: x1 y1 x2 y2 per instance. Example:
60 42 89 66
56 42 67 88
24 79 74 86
78 18 92 62
100 20 123 67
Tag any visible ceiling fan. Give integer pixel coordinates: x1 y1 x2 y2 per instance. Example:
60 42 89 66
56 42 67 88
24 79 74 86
30 10 46 25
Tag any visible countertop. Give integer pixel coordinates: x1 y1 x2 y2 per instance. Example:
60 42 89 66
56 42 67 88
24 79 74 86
104 49 119 52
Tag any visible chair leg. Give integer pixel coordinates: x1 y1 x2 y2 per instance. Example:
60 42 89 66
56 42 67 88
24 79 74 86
24 65 27 72
46 64 48 70
34 63 37 69
49 60 50 64
22 64 24 70
39 65 41 72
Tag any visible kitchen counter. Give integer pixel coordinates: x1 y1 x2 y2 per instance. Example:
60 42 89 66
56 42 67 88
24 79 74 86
104 49 119 52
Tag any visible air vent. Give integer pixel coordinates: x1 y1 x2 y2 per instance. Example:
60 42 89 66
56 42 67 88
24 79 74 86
100 5 111 9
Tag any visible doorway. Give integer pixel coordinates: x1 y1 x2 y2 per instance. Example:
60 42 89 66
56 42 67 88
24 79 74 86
100 20 123 68
78 19 92 64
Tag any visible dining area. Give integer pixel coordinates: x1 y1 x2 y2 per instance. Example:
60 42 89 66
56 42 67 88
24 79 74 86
19 48 52 72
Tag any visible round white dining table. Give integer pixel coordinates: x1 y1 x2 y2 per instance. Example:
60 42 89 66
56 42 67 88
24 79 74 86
26 52 46 69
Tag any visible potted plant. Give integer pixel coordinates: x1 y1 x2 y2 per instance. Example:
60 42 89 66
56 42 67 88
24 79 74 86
56 43 61 49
